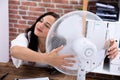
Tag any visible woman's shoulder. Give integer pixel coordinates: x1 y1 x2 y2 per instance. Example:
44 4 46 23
11 33 28 47
15 33 29 40
16 33 26 38
12 33 27 42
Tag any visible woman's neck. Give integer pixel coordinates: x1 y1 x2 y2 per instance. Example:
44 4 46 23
38 38 46 53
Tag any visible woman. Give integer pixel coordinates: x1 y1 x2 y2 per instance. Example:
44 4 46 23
10 12 118 70
10 12 75 69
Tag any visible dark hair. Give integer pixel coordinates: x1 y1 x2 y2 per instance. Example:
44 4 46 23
25 12 60 51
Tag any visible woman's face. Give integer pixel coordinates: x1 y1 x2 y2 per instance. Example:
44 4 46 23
34 15 56 39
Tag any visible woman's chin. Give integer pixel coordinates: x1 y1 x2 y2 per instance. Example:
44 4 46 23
34 32 39 36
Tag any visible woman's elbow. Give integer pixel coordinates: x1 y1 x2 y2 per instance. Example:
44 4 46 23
10 46 18 57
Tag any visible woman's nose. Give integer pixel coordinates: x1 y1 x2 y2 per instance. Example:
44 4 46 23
40 22 45 29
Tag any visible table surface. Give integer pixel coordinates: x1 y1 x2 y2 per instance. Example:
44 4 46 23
0 62 98 80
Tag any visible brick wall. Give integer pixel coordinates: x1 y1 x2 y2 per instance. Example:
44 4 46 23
9 0 119 41
9 0 82 41
9 0 120 80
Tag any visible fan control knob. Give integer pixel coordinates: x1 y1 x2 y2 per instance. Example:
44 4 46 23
72 37 97 59
85 48 93 57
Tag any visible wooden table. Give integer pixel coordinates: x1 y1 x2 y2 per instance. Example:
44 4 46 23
0 62 97 80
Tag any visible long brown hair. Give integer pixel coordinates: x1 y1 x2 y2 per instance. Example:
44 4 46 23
25 12 59 51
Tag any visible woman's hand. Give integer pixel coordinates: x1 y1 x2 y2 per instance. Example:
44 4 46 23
45 45 76 70
107 39 119 59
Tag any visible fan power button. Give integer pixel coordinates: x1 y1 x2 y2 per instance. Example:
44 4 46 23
85 48 93 57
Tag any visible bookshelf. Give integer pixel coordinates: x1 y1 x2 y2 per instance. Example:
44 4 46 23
88 0 119 22
96 2 119 22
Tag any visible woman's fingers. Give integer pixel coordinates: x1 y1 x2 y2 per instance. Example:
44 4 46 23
51 45 64 53
63 63 73 67
108 44 117 53
57 66 67 71
55 56 76 68
62 58 76 67
62 54 75 58
57 63 73 71
108 39 115 50
50 45 76 68
107 39 119 59
64 59 76 63
107 48 118 59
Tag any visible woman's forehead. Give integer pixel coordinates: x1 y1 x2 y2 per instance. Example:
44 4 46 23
43 15 56 23
43 15 55 20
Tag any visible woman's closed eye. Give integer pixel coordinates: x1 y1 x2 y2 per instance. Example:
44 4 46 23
39 19 51 29
44 23 51 29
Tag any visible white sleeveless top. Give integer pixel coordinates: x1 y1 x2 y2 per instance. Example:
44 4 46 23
11 33 48 68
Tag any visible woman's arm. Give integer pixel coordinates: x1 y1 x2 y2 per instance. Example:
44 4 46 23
10 45 75 69
10 46 46 63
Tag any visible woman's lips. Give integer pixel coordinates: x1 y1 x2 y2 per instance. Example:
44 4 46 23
37 27 42 32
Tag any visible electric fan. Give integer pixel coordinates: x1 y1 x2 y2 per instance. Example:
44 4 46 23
46 10 106 80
